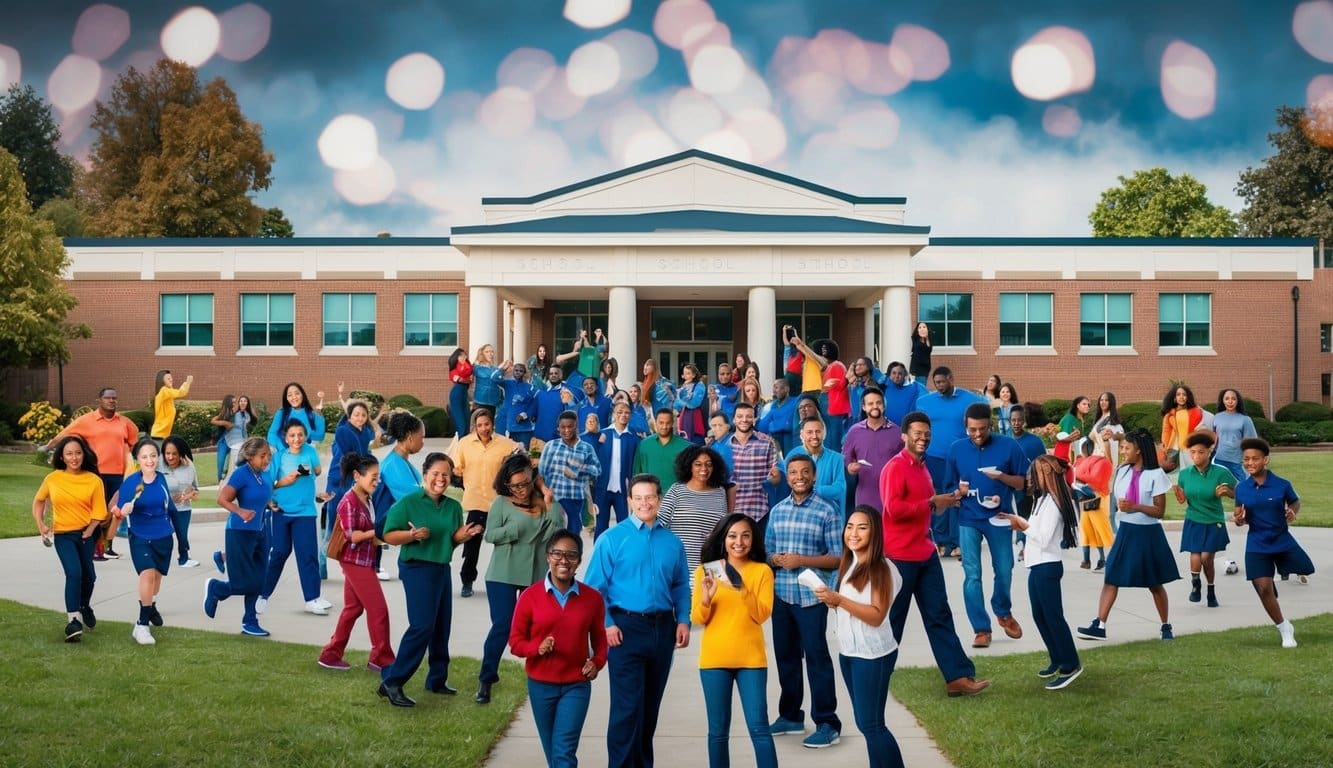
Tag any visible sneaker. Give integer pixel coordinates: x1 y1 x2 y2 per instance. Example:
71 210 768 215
1045 667 1083 690
92 553 107 562
241 622 271 637
1037 663 1059 679
313 596 332 610
1079 560 1091 570
180 558 200 568
104 546 121 560
212 550 226 573
1076 619 1106 640
1189 584 1201 603
305 599 330 616
802 724 840 749
148 605 164 627
1160 623 1174 641
79 605 97 630
1279 628 1298 649
376 569 391 582
255 597 268 615
1298 575 1309 585
64 618 83 642
769 717 805 736
203 580 219 619
319 658 352 671
132 623 156 645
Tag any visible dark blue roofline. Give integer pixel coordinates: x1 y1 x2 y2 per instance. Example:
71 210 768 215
928 236 1319 247
451 210 930 235
62 236 452 247
480 149 907 206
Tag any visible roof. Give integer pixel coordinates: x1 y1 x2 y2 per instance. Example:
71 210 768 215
62 237 453 247
450 210 930 235
928 236 1320 247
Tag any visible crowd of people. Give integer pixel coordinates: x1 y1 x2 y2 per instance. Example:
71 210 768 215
29 328 1319 766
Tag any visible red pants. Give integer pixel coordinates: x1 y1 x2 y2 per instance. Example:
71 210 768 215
320 562 395 668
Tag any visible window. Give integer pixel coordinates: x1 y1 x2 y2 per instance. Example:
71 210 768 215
649 307 734 342
1158 293 1211 347
1322 323 1332 353
241 293 294 347
404 293 459 347
777 300 834 370
160 293 213 347
918 293 972 347
1080 293 1133 347
999 293 1052 346
553 300 609 370
322 293 376 347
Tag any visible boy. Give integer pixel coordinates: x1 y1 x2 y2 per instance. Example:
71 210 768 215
1232 437 1315 648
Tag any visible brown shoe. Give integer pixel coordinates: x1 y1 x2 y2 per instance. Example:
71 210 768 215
945 676 992 697
1080 560 1091 569
997 614 1023 639
972 631 992 648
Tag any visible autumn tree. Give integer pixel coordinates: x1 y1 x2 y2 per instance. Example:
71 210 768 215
0 84 74 209
259 206 294 237
1089 167 1238 237
1236 105 1333 243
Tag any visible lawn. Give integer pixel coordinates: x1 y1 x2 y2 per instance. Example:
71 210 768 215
894 613 1333 768
1161 451 1332 526
0 598 525 767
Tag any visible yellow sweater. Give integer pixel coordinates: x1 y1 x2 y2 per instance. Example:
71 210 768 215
36 471 108 532
691 560 774 669
151 384 190 438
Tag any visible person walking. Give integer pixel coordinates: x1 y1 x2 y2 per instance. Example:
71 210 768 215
260 419 331 616
32 435 107 642
44 387 138 561
538 411 601 533
160 436 200 568
448 347 475 438
451 408 522 598
1175 432 1236 607
372 411 427 581
594 402 643 540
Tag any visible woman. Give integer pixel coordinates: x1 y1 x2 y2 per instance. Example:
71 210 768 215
995 383 1019 437
600 357 621 398
1072 440 1114 571
659 445 732 575
508 529 607 767
734 352 752 375
32 435 107 642
477 454 565 704
211 394 255 484
205 437 276 637
472 344 508 418
692 514 777 768
846 356 883 422
1159 384 1205 471
448 347 474 438
1055 397 1090 479
372 411 427 581
909 322 932 380
999 456 1082 690
377 453 483 707
319 452 396 672
161 436 200 568
113 438 179 645
813 507 904 768
981 374 1003 408
1174 432 1236 608
641 358 676 415
322 400 383 579
617 388 651 437
1212 388 1258 481
150 369 193 441
735 378 765 411
1091 391 1124 464
527 343 553 379
266 382 326 452
261 419 331 616
675 363 707 445
1077 429 1180 642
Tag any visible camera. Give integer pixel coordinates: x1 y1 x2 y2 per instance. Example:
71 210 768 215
297 464 310 476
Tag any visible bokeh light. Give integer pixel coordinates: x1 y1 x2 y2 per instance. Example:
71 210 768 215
604 29 659 83
654 0 717 50
386 52 445 110
785 70 845 124
161 6 221 67
601 105 658 161
564 0 631 30
1011 26 1094 101
844 40 912 96
73 5 130 61
1309 74 1333 110
1160 40 1216 120
566 41 620 97
1305 76 1333 148
623 128 677 166
1294 1 1333 62
711 68 773 114
535 68 587 120
891 24 950 81
498 47 557 92
333 155 396 206
664 87 724 144
477 86 536 138
1042 104 1082 137
318 114 379 171
218 3 271 62
835 103 900 149
688 45 745 94
727 108 787 163
47 54 102 114
0 45 18 90
694 128 751 162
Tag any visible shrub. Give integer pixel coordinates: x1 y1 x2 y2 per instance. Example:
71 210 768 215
1315 420 1333 443
388 394 423 409
173 403 223 449
0 399 26 436
1042 399 1073 424
349 390 385 409
18 401 67 443
1254 419 1322 446
1117 401 1163 439
409 405 450 438
1274 401 1333 423
120 409 153 433
1022 401 1051 427
0 421 12 444
321 403 345 432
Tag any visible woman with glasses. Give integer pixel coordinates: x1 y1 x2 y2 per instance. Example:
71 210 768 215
658 445 732 575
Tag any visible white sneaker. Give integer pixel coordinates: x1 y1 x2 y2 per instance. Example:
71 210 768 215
376 569 391 582
304 599 329 616
255 597 268 615
132 624 156 645
313 596 332 610
180 559 200 568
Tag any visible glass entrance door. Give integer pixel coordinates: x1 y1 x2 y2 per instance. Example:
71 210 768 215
652 345 732 386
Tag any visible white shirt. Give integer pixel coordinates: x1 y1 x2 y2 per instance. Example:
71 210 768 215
1023 495 1067 567
1113 465 1172 526
607 427 628 493
834 556 903 659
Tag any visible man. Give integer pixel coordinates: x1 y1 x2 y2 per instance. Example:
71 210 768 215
882 361 926 427
916 366 986 556
719 402 781 537
578 375 612 433
757 378 797 455
539 411 602 533
45 387 139 561
710 363 739 420
585 474 690 768
632 408 691 492
449 409 521 598
842 388 904 514
946 403 1027 648
879 410 991 697
777 417 846 510
765 454 843 748
498 363 539 448
594 402 642 540
534 365 583 444
1009 405 1047 549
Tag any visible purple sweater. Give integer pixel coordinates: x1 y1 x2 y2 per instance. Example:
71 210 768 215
841 419 905 512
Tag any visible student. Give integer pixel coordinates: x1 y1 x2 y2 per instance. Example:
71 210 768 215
211 394 255 484
372 412 427 581
1054 396 1090 478
1160 384 1205 471
1232 438 1315 648
675 363 708 445
206 437 276 637
448 347 474 438
160 436 200 568
471 344 509 418
998 456 1083 690
1212 389 1258 481
500 363 539 448
1174 432 1236 607
909 322 932 380
260 420 331 616
322 400 382 579
32 435 108 642
266 382 327 453
150 369 193 441
113 438 179 645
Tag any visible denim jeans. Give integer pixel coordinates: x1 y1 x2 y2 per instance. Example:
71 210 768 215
1028 562 1079 673
839 653 905 768
557 498 585 535
216 440 232 484
606 609 677 768
924 456 958 549
262 513 320 602
888 554 976 683
53 532 96 612
169 507 192 563
529 679 591 768
480 581 523 684
770 597 841 732
699 668 777 768
959 522 1015 632
449 383 470 438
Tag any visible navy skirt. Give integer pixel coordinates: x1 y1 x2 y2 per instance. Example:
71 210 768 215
1179 519 1229 554
1104 522 1180 588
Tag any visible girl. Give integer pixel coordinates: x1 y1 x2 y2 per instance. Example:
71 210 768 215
211 394 256 484
527 343 553 381
600 357 621 398
32 435 107 642
1077 429 1180 642
996 383 1019 437
909 322 932 380
1072 440 1114 571
323 400 383 579
372 411 427 581
161 436 200 568
1212 388 1258 481
999 456 1082 689
813 507 905 767
472 344 508 418
1174 432 1235 607
641 358 676 415
266 382 326 453
736 378 765 411
675 363 707 445
113 438 179 645
981 374 1003 408
206 437 276 637
150 369 193 441
1055 397 1090 481
319 453 396 672
692 514 777 768
1091 392 1124 465
660 446 732 575
1159 384 1204 471
261 420 331 616
448 347 474 438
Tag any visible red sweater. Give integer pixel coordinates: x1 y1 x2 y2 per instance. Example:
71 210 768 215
450 360 474 384
509 579 608 685
879 450 939 562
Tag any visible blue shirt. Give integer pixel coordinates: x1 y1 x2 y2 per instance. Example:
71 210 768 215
758 397 797 453
1013 432 1048 466
675 381 706 411
373 449 422 518
764 492 842 607
577 394 612 432
917 388 987 459
534 386 580 442
545 572 581 609
1212 412 1258 464
584 514 690 626
225 463 273 532
1234 471 1301 554
538 437 601 501
327 419 374 492
714 383 738 418
271 444 321 516
266 405 326 451
122 470 177 540
473 364 505 407
945 434 1026 528
779 446 846 509
882 379 926 426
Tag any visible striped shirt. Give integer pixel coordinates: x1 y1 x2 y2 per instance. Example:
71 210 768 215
724 432 778 522
538 438 601 501
659 483 730 573
764 492 843 607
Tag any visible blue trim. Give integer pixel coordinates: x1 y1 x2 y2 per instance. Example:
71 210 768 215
451 210 930 235
480 149 907 206
62 237 452 247
928 236 1319 247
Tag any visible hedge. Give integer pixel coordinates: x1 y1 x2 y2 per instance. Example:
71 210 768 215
1274 401 1333 423
409 406 451 438
1202 398 1267 420
1116 401 1162 439
321 403 345 432
120 409 153 434
388 394 424 409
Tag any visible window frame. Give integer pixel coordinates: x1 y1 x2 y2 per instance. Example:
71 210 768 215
402 292 460 351
1158 292 1212 350
917 292 973 349
321 292 377 349
239 293 295 349
997 292 1053 349
159 293 214 349
1078 292 1134 349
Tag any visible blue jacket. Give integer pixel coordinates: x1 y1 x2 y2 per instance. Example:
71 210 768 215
534 384 582 442
594 426 643 495
758 396 798 454
883 379 927 427
473 364 505 408
327 419 374 492
500 379 539 435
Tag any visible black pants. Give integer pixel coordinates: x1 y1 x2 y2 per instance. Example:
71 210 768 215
459 509 487 586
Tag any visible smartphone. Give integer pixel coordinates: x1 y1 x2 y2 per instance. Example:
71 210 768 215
784 326 795 342
297 464 310 476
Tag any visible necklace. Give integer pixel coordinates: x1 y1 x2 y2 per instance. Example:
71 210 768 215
250 464 266 484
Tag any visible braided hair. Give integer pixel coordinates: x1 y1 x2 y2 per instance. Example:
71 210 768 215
1028 454 1079 548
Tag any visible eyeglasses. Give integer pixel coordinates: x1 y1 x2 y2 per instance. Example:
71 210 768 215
548 550 581 562
510 480 533 490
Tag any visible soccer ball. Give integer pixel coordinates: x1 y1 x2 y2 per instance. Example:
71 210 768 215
1224 560 1239 575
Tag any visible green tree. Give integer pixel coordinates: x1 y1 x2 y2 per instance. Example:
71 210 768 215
0 84 75 210
1089 167 1238 237
1236 105 1333 242
0 148 90 372
258 206 294 237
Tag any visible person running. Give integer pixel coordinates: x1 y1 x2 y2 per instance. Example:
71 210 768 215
211 394 255 484
113 438 179 645
150 369 193 441
451 408 522 598
160 436 200 568
32 435 107 642
206 437 277 638
44 387 138 561
1175 432 1237 607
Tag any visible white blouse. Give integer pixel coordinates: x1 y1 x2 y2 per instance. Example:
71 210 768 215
1112 465 1172 526
834 556 903 659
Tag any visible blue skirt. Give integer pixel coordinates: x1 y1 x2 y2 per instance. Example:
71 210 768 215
1104 522 1180 588
1179 519 1229 554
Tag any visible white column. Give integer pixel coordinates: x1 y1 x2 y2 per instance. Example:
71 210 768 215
882 286 912 369
467 286 499 356
512 307 530 365
864 306 877 363
608 287 638 389
748 286 776 396
501 300 512 361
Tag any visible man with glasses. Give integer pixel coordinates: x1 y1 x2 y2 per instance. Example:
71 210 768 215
45 387 139 561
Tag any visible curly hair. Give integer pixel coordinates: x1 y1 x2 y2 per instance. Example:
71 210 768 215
673 444 730 488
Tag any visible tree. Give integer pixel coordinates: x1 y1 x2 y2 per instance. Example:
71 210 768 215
1089 167 1238 237
86 59 273 237
0 84 75 210
0 148 90 373
1236 105 1333 243
258 206 294 237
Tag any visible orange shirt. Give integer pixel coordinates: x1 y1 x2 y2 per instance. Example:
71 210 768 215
35 470 108 532
58 411 139 475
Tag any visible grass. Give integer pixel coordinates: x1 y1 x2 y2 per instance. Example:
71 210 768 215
1161 452 1333 526
894 613 1333 768
0 598 525 767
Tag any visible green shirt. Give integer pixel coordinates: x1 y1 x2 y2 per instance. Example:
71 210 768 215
1178 462 1237 524
483 497 566 586
383 489 464 564
632 435 691 491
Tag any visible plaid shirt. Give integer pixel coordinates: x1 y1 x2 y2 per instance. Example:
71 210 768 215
764 492 843 607
725 431 778 521
336 490 377 569
538 438 602 501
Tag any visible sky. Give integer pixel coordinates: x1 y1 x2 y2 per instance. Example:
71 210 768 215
1 0 1330 236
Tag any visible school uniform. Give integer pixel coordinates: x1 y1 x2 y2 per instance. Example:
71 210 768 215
122 470 178 575
1178 462 1237 554
1234 471 1315 580
1024 496 1080 675
1104 465 1179 588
